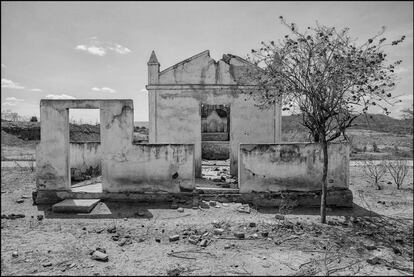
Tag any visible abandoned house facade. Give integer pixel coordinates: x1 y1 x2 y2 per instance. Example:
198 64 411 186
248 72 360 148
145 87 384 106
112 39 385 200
146 50 282 177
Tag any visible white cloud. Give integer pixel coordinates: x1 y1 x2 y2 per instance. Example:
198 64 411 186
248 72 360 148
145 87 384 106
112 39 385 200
75 38 131 56
91 87 116 93
75 45 106 56
5 97 24 102
45 94 76 99
2 102 16 106
30 88 43 92
1 78 25 89
109 44 131 54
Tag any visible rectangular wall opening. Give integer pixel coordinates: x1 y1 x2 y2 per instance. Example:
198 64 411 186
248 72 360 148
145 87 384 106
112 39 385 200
69 109 102 193
199 104 237 190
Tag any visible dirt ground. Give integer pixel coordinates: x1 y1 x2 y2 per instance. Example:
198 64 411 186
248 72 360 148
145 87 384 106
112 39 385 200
1 164 413 276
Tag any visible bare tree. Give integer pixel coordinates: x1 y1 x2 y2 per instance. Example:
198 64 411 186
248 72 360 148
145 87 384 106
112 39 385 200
362 160 387 190
385 160 409 189
245 16 405 223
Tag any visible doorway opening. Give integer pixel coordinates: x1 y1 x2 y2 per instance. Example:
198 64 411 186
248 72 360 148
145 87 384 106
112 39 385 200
69 109 102 193
199 104 237 190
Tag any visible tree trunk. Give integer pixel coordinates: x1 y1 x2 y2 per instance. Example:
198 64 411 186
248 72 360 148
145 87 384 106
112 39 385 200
320 138 329 224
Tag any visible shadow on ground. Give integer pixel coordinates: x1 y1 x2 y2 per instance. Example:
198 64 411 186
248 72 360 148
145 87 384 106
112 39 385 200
36 201 377 219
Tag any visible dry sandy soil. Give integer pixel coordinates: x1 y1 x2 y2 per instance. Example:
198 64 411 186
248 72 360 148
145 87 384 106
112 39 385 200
1 163 413 276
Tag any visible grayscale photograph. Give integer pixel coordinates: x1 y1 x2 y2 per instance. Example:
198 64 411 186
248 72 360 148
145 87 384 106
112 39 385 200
1 1 413 276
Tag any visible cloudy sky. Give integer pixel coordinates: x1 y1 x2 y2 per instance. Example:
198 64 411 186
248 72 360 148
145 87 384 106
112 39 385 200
1 1 413 123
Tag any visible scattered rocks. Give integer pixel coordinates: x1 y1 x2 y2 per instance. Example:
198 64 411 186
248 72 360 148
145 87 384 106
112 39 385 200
118 238 127 246
42 262 53 267
200 239 208 247
37 215 44 221
167 265 185 276
224 244 231 249
365 245 377 251
366 256 380 265
111 234 119 241
21 195 30 199
213 228 224 235
169 235 180 242
177 207 184 213
209 201 217 207
237 205 250 214
96 247 106 253
12 251 18 258
261 231 269 237
251 233 259 239
82 227 87 231
95 227 105 234
393 247 402 255
91 251 108 262
188 235 200 245
275 214 285 220
138 237 146 243
16 199 24 204
249 222 256 227
233 232 245 239
155 238 161 243
107 226 116 233
199 201 210 209
2 214 25 220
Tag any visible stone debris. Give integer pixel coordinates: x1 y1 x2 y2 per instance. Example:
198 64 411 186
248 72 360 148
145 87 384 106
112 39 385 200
275 214 285 220
111 234 120 241
213 228 224 235
237 205 250 214
169 235 180 242
177 207 184 213
209 201 216 207
199 201 210 209
222 203 229 207
12 251 18 258
366 256 380 265
107 226 116 233
261 231 269 237
167 265 185 276
37 215 44 221
188 235 200 245
224 244 231 249
249 222 256 227
233 232 245 239
91 251 108 262
21 195 30 199
200 239 208 247
365 245 377 251
155 238 161 243
95 227 105 234
42 262 53 267
96 247 106 253
16 199 24 204
2 214 25 220
251 233 259 239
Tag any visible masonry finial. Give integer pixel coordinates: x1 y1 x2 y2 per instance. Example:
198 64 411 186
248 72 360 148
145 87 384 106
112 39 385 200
147 50 160 65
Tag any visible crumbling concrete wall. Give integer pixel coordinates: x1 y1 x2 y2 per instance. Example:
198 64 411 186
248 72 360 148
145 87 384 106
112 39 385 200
70 142 101 180
36 99 195 194
147 50 282 177
238 143 350 193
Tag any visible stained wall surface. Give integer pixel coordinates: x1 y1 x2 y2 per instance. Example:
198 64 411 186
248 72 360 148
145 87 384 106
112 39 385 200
238 143 350 193
147 50 282 177
36 99 195 193
70 142 101 179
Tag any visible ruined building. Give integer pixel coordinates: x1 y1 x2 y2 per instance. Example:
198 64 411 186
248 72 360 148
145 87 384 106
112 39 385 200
146 50 282 177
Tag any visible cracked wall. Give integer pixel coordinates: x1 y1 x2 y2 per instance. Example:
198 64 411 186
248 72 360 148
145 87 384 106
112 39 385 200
36 99 195 193
238 143 350 193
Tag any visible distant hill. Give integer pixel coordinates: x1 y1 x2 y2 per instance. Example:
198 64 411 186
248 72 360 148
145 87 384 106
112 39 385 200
282 113 413 135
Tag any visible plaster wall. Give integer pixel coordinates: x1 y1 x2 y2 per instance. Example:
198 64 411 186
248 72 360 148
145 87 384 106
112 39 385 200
70 142 101 178
238 143 350 193
36 99 195 193
149 88 280 176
